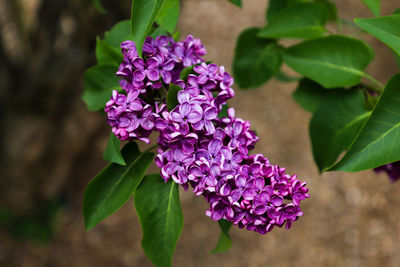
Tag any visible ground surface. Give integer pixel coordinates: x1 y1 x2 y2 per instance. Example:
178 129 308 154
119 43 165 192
1 0 400 266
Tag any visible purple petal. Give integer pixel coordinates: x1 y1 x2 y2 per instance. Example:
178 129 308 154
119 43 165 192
208 139 222 155
163 59 175 71
242 187 257 200
193 65 206 75
129 100 143 111
183 56 192 67
126 118 140 131
192 121 204 131
210 208 224 221
254 205 268 215
220 183 231 196
204 107 218 120
205 175 217 187
132 58 145 69
208 64 218 73
204 120 215 134
197 75 208 84
119 117 130 127
210 164 221 177
182 141 194 154
254 177 265 190
147 57 159 68
229 189 242 203
133 69 146 82
232 121 243 136
202 80 217 90
187 111 202 124
271 196 283 206
140 118 154 130
179 102 191 117
173 149 186 162
214 128 225 140
235 175 247 188
232 152 243 163
161 71 172 84
147 69 160 81
165 162 179 175
190 165 204 177
127 89 139 100
177 91 190 104
187 75 198 86
170 111 183 122
177 168 188 184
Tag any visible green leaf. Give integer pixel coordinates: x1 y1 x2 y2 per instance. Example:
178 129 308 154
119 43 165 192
179 65 196 80
292 78 347 113
355 15 400 56
172 30 180 41
134 174 183 267
96 37 124 66
259 2 327 39
94 20 131 66
218 104 229 119
131 0 166 57
167 84 182 111
283 35 374 88
310 90 371 171
362 0 380 16
150 26 169 39
103 20 132 48
328 74 400 172
275 70 301 83
229 0 242 7
395 52 400 70
93 0 107 14
156 0 180 33
83 143 154 230
266 0 290 21
233 28 282 89
212 220 233 254
102 134 126 165
315 0 338 21
82 65 120 111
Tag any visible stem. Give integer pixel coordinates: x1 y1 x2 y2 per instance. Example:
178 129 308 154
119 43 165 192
364 74 384 91
337 18 343 34
144 144 158 153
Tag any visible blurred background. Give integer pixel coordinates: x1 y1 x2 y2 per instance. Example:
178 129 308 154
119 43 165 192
1 0 400 266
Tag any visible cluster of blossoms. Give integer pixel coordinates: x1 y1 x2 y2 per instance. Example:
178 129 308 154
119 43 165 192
374 162 400 182
105 35 205 143
104 34 309 234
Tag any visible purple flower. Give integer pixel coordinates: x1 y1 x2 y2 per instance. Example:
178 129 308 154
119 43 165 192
143 36 171 58
171 35 206 67
161 148 194 184
192 106 218 134
132 57 160 82
374 161 400 182
158 59 175 84
196 139 223 164
220 147 243 171
120 40 138 61
194 63 219 84
170 102 203 127
103 34 309 235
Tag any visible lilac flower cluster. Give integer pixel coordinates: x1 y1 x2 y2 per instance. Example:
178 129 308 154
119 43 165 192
104 34 309 234
374 162 400 182
104 35 205 143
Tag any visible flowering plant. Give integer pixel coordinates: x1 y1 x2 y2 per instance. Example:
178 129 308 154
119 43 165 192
231 0 400 182
82 0 400 266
